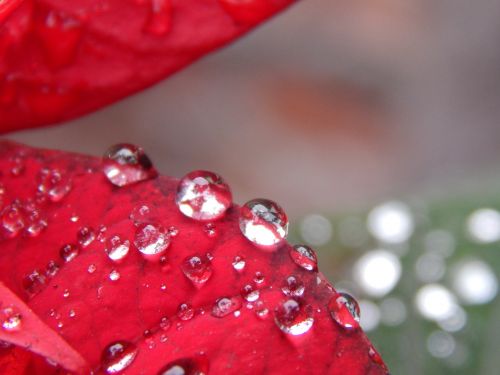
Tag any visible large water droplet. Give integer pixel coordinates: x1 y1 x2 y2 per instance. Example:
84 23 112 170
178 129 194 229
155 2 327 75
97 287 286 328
1 307 22 332
157 356 208 375
144 0 172 36
77 226 95 247
212 297 242 318
23 270 46 297
177 303 194 321
60 243 80 263
134 223 170 259
328 292 361 330
37 168 72 202
106 235 130 262
290 245 318 271
175 170 232 221
102 144 157 187
101 341 138 374
181 255 212 287
239 199 288 247
274 299 314 336
281 276 305 298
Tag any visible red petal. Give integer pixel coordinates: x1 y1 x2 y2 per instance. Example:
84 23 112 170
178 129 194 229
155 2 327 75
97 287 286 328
0 0 296 132
0 140 388 374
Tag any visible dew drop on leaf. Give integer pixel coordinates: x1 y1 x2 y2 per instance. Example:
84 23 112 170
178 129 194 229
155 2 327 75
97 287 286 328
328 292 361 330
59 243 80 263
181 255 212 287
175 170 232 221
101 341 138 374
134 223 170 259
1 306 22 332
77 226 96 247
281 275 305 298
157 356 208 375
290 245 318 271
106 235 130 262
211 297 242 318
274 299 314 336
102 144 157 187
239 199 288 247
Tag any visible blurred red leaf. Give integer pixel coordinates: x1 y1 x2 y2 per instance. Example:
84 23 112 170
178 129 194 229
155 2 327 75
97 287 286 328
0 0 296 132
0 140 389 374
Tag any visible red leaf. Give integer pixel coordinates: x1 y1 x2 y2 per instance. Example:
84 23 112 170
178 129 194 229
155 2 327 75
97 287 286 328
0 0 296 132
0 140 389 374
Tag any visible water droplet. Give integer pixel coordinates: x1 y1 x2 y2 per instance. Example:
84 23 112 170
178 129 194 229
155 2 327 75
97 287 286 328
62 289 70 298
57 321 64 329
328 292 360 330
70 214 79 223
239 199 288 247
88 264 97 274
255 304 269 320
212 297 242 318
24 205 47 237
37 168 72 202
368 346 386 369
45 260 60 277
157 356 208 375
129 204 155 225
177 303 194 321
167 226 179 237
109 270 121 281
281 276 305 298
144 0 172 36
102 144 157 187
160 316 171 331
204 223 217 238
232 256 246 272
254 272 265 285
274 299 314 336
1 203 25 238
23 270 46 296
60 243 80 263
134 223 170 259
77 226 95 247
68 309 76 318
290 245 318 271
175 170 232 221
181 255 212 287
1 307 22 332
106 235 130 262
97 225 107 242
9 157 25 176
101 341 138 374
241 284 260 302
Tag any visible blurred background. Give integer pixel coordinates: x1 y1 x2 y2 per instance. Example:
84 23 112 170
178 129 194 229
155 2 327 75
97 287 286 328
6 0 500 374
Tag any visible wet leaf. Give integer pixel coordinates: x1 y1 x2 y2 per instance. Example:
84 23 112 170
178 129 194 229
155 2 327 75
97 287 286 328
0 140 388 374
0 0 296 132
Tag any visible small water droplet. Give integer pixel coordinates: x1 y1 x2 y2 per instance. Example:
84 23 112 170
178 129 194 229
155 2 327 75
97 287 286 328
1 307 22 332
1 203 25 238
88 264 97 274
144 0 172 36
101 341 138 374
181 255 212 287
70 214 79 223
175 170 232 221
281 276 305 298
24 206 47 237
368 345 386 368
10 157 25 176
160 284 167 291
177 303 194 321
274 299 314 336
255 304 269 320
159 334 168 343
167 226 179 237
157 356 208 375
97 225 107 242
69 309 76 318
232 256 246 271
290 245 318 271
77 226 95 247
62 289 70 298
328 292 360 330
60 243 80 263
212 297 242 318
134 223 170 259
45 260 60 278
254 272 265 285
241 284 260 302
23 270 46 296
57 321 64 329
106 235 130 262
102 144 157 187
129 204 157 225
37 168 72 202
239 199 288 247
204 223 217 238
160 316 171 331
109 270 121 281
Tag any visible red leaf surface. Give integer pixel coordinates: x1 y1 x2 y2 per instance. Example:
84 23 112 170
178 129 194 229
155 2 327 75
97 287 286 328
0 0 296 132
0 140 389 374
